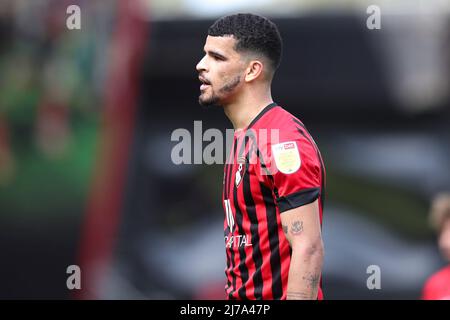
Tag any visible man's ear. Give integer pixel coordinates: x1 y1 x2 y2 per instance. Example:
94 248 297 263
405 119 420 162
244 60 264 82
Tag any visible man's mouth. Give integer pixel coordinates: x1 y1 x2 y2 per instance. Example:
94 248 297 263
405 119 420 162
199 76 211 91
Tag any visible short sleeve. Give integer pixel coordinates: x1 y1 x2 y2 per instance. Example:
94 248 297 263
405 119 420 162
266 131 321 213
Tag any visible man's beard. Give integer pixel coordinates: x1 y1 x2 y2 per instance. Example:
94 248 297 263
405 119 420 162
199 75 241 108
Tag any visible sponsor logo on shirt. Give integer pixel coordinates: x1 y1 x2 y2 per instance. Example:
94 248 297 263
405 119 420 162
224 234 252 248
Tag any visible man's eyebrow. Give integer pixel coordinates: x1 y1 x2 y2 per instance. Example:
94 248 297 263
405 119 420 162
204 49 227 60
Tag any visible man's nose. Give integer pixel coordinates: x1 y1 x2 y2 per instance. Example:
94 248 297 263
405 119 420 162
196 55 207 73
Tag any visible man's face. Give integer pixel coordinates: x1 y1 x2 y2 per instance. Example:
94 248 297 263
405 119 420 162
196 35 246 107
438 218 450 261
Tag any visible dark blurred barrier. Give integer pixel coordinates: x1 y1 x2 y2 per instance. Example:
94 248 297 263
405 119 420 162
143 16 449 121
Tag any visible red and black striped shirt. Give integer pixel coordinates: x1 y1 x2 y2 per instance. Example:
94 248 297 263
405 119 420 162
222 103 326 300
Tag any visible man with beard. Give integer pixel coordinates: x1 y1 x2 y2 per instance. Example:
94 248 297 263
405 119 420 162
196 13 326 300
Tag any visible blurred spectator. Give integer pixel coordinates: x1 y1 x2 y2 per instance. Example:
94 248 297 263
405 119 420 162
422 193 450 300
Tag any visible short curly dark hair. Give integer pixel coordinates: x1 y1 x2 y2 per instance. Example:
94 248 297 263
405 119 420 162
208 13 282 74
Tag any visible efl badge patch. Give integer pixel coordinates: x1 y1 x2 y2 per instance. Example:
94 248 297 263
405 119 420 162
271 141 301 174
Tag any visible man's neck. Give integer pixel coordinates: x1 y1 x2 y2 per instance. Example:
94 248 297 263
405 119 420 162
223 93 273 131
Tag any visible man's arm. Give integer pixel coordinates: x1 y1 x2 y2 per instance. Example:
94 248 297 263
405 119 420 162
280 199 324 300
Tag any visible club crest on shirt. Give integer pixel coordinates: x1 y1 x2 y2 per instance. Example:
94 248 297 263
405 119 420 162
235 156 247 187
271 141 301 174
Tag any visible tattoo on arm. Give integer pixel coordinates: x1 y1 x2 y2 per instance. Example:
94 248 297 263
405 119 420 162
286 273 321 299
303 273 321 290
282 225 288 235
290 220 303 235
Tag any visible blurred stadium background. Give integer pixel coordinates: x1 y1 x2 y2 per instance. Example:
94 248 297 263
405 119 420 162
0 0 449 299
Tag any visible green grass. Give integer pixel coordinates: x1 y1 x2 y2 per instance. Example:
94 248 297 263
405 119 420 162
0 119 99 225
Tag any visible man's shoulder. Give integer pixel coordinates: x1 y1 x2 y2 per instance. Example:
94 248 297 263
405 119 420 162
255 105 303 131
425 265 450 287
423 265 450 299
250 105 318 157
